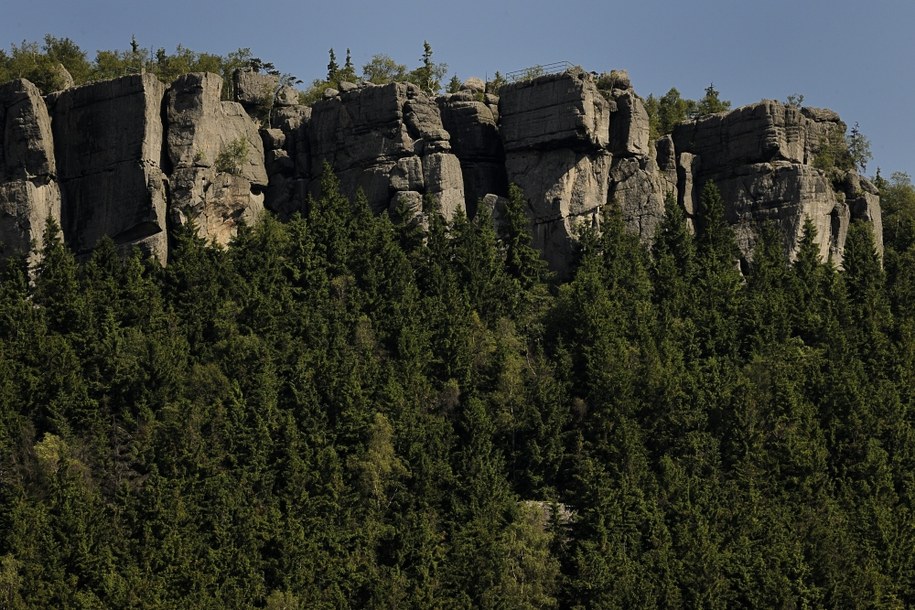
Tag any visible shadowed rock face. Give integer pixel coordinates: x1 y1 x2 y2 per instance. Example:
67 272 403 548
51 74 168 261
306 81 465 219
0 79 61 263
437 92 508 217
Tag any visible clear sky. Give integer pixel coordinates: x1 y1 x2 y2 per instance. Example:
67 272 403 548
2 0 913 177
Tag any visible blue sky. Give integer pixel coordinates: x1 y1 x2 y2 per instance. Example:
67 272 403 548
3 0 913 177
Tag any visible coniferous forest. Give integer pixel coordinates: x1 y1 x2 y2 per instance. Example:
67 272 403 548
2 169 915 609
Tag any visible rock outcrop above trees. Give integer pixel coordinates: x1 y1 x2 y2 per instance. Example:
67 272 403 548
0 67 884 275
0 79 61 263
50 74 169 261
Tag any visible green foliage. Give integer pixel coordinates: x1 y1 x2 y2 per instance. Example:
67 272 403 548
407 41 448 95
644 84 731 140
0 156 913 607
0 36 273 99
361 53 408 84
214 137 250 175
644 87 696 140
694 82 731 116
847 121 873 173
486 71 507 94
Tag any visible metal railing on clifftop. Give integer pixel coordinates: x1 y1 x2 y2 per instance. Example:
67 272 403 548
505 61 576 83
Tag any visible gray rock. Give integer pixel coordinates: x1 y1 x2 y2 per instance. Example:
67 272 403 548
463 77 485 93
677 152 700 219
672 100 834 172
52 74 168 260
169 167 264 246
505 149 612 275
390 156 424 191
610 156 675 242
388 190 428 232
0 180 61 263
0 79 61 263
166 73 267 185
261 128 286 151
307 81 464 217
608 89 650 157
233 68 278 108
166 72 269 245
274 85 299 107
437 96 508 214
499 68 610 152
0 79 56 181
711 162 847 262
422 152 465 219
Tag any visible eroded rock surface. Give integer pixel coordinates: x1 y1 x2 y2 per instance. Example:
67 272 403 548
0 67 884 273
51 74 168 260
0 79 61 262
673 99 878 262
438 91 507 216
307 81 465 218
500 69 612 275
166 72 267 245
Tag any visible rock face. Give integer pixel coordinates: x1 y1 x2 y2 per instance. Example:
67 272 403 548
166 72 267 245
233 68 278 110
0 79 61 262
499 69 612 275
437 91 507 216
672 99 880 261
306 81 465 218
606 85 675 244
51 74 168 260
0 67 884 275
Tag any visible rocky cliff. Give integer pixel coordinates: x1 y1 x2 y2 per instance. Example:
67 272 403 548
0 67 882 275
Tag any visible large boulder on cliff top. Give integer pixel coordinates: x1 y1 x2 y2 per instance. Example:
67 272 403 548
499 68 610 152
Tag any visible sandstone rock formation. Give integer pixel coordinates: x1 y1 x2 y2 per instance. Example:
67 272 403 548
0 79 61 263
437 90 507 216
51 74 168 261
166 72 267 245
0 65 885 276
306 81 465 219
499 68 612 275
673 99 881 262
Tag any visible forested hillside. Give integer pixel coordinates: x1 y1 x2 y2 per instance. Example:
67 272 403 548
1 168 915 609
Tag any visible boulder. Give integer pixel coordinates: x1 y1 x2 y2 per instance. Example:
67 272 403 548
275 85 299 107
499 68 610 152
52 74 168 260
233 68 278 109
463 77 486 93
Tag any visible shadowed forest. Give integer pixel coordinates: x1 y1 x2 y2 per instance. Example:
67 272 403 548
2 168 915 608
